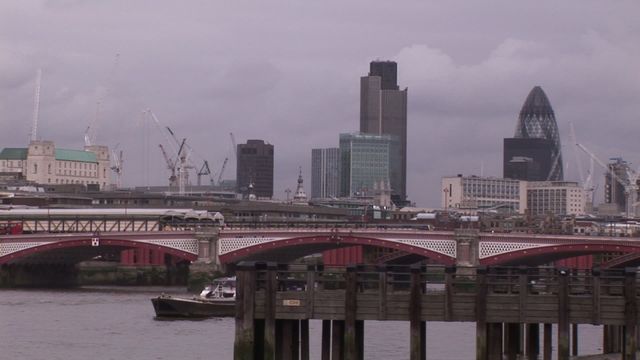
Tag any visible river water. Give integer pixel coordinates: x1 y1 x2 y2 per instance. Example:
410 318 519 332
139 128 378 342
0 286 605 360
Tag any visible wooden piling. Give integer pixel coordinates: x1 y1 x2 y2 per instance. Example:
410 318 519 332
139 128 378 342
301 319 309 360
344 265 358 360
264 262 277 360
571 324 578 356
410 264 426 360
543 324 552 360
444 266 455 321
378 265 388 320
234 262 257 360
557 268 570 360
624 267 637 360
505 323 520 360
292 320 300 360
488 323 503 359
321 320 331 360
279 320 293 360
356 320 364 360
592 267 601 325
526 323 539 359
332 320 345 360
475 266 488 360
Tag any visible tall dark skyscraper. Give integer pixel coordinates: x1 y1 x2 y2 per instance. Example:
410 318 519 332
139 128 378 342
504 86 563 181
236 139 274 198
360 60 408 204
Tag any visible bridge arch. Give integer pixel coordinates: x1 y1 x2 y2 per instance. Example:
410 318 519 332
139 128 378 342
480 242 640 266
218 233 456 265
0 234 198 265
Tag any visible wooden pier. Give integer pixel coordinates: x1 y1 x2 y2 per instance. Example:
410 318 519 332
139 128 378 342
233 262 640 360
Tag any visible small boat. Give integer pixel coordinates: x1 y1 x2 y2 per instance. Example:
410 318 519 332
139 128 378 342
151 276 236 319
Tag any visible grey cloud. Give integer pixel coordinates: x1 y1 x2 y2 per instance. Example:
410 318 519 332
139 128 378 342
0 1 638 206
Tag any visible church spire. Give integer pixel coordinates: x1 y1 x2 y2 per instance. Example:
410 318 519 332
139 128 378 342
293 167 308 204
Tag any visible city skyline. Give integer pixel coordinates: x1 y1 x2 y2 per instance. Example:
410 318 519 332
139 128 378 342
0 2 638 207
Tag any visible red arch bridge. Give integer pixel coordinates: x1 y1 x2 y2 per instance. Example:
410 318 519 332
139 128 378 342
2 228 640 268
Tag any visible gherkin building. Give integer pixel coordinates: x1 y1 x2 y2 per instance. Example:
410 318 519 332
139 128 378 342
514 86 563 181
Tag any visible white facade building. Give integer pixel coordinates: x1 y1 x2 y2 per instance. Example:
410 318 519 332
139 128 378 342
441 175 586 216
0 141 110 189
442 175 526 213
526 181 585 216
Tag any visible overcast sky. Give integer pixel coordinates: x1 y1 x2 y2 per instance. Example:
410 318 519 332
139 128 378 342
1 1 638 207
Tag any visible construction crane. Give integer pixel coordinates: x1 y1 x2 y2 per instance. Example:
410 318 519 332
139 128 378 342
174 138 194 194
30 68 42 142
145 111 195 193
158 144 177 189
216 157 228 186
230 132 237 160
110 148 123 189
577 143 639 218
569 122 595 208
85 54 120 146
197 160 213 186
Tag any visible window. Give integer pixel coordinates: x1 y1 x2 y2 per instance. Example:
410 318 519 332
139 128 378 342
48 164 52 174
33 163 38 174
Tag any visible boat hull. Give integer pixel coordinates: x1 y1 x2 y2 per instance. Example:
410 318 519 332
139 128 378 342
151 295 235 318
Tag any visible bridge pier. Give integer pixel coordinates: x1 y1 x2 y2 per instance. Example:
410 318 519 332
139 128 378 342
195 229 220 264
454 229 480 277
188 229 223 292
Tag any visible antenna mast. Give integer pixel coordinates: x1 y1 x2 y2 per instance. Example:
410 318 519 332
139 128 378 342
30 69 42 142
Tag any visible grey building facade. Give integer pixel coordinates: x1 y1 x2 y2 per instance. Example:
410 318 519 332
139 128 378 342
360 61 408 204
236 139 274 198
311 148 340 199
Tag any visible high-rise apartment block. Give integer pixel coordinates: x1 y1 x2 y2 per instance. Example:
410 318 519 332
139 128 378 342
311 148 340 199
504 86 563 181
236 139 274 199
339 133 395 198
360 60 408 204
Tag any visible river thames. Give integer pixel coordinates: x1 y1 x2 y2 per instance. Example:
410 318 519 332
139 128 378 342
1 286 605 359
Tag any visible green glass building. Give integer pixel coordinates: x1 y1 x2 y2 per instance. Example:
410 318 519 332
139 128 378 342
339 133 397 197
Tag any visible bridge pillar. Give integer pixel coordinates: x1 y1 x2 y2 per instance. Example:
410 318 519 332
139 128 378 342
189 229 223 292
454 229 480 276
454 229 479 266
195 228 220 265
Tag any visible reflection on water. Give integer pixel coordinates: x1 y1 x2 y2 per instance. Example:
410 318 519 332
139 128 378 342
0 287 604 360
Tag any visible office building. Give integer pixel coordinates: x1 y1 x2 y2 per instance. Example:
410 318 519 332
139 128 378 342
503 138 553 181
0 140 111 189
339 133 395 198
236 139 274 199
526 181 585 216
441 175 526 213
605 158 631 213
360 60 408 204
311 148 340 199
506 86 563 181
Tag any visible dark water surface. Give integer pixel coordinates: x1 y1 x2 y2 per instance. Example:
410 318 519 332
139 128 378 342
0 287 605 360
